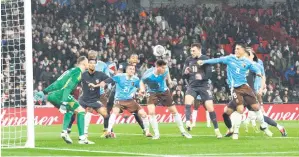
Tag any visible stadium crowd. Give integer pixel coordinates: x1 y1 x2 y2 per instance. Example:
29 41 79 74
1 0 299 107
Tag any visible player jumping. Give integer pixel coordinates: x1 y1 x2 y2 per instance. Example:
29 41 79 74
43 56 94 144
198 43 270 140
139 59 192 140
183 43 222 138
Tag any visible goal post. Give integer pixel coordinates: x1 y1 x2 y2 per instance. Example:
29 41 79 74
24 0 35 148
0 0 35 148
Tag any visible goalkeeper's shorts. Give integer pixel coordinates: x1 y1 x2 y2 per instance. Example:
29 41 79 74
47 90 80 111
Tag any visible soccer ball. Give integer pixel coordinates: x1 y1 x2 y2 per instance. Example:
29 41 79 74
153 45 166 57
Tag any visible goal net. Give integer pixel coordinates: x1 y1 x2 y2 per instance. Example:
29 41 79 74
1 0 34 148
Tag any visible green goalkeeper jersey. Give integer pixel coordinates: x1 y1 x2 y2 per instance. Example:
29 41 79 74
44 67 82 102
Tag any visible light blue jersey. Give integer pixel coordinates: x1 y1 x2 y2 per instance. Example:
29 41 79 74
196 95 202 100
95 61 110 94
203 55 261 88
141 67 169 93
254 59 265 92
112 73 140 101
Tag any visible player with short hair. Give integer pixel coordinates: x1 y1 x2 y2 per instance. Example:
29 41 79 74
43 56 94 144
66 51 113 137
225 47 287 136
99 65 151 138
139 59 192 140
198 43 270 140
79 58 111 137
183 43 222 138
103 54 150 137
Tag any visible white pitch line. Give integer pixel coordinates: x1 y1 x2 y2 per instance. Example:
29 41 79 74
35 132 299 139
6 147 297 156
34 147 173 157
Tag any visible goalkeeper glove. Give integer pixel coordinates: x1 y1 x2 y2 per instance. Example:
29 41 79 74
59 102 68 114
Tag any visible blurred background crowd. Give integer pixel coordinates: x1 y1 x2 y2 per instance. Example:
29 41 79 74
1 0 299 107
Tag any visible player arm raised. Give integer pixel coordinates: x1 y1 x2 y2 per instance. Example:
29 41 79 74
197 56 230 65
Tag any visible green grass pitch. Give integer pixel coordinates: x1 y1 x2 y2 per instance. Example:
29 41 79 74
2 121 299 156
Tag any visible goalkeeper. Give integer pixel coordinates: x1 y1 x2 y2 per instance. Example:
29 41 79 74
43 56 94 144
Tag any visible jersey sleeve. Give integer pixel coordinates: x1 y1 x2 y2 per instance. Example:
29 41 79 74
248 62 261 76
61 71 81 102
112 74 121 83
103 64 111 77
203 55 230 64
98 71 110 81
141 69 151 81
182 58 190 76
202 56 212 80
44 70 69 93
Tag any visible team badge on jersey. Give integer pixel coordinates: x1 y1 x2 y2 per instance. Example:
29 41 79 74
131 82 135 86
96 79 99 84
242 63 246 67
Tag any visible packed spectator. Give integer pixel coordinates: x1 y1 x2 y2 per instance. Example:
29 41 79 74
1 0 299 107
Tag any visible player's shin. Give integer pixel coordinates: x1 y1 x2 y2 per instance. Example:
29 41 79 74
191 110 198 126
255 109 273 137
149 115 160 136
67 114 76 133
173 113 185 133
134 113 145 130
63 111 74 132
264 116 285 136
208 110 222 138
206 111 211 127
84 111 92 135
255 109 267 128
104 116 109 131
222 113 232 129
108 113 116 133
231 109 243 136
185 104 192 129
138 110 150 133
264 116 278 127
208 111 219 129
76 111 86 139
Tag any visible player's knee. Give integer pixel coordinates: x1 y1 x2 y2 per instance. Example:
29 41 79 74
102 112 108 118
224 107 233 116
75 106 85 113
204 100 214 112
86 107 93 113
250 104 260 111
168 106 178 114
138 109 147 118
148 110 155 115
184 95 194 104
236 105 245 114
147 104 156 115
112 107 120 114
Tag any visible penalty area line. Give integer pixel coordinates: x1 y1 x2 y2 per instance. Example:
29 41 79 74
34 147 171 157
